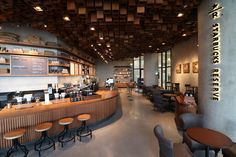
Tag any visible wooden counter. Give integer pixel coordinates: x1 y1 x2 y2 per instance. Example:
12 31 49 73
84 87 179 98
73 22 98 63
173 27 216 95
0 90 118 149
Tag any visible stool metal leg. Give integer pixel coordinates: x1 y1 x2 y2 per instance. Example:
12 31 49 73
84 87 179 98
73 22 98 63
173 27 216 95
34 131 55 156
6 139 29 157
58 125 75 147
77 121 92 141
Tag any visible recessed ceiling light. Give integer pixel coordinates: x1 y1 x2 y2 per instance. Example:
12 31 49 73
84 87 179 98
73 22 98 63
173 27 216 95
34 6 43 12
182 33 186 37
44 24 47 28
91 44 94 47
162 42 166 45
177 13 184 17
106 43 110 47
98 43 101 46
99 37 103 40
63 16 70 21
108 48 111 51
149 45 152 48
197 44 199 47
90 27 95 31
156 48 160 50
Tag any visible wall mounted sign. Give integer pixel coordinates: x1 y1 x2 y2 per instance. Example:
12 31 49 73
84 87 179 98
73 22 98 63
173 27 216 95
208 3 223 101
11 55 48 75
183 63 190 73
192 61 198 73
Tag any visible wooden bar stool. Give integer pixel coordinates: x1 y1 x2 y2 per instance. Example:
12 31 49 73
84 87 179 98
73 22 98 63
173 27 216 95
4 128 29 157
77 114 92 141
58 118 75 147
34 122 55 156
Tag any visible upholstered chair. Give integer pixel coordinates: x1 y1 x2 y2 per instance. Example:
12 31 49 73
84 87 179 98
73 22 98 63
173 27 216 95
153 124 192 157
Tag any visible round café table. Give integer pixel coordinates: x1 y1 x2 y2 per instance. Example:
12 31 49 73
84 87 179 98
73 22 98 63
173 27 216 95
163 93 177 97
187 127 233 157
162 93 177 103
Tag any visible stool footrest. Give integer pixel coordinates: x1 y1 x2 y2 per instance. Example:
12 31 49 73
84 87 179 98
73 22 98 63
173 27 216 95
6 139 28 157
58 125 75 147
34 131 55 156
77 122 92 141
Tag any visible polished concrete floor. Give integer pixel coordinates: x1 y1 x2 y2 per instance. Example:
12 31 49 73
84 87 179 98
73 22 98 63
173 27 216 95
0 89 182 157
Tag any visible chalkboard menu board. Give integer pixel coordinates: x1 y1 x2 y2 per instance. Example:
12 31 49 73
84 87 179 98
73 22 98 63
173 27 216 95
11 55 48 75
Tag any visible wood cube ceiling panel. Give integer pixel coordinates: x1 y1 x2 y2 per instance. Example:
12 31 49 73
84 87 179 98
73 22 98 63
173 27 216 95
0 0 200 61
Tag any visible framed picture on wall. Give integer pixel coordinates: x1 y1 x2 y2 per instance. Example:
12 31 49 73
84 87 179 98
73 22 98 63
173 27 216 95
192 61 198 73
176 64 181 74
183 63 190 73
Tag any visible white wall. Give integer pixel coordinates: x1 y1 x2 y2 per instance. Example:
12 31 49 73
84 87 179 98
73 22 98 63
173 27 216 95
171 35 199 93
0 75 86 92
0 24 89 92
0 76 57 92
96 59 132 87
57 76 84 88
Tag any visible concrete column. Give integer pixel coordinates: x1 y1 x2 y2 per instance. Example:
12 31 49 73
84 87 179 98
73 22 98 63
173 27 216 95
198 0 236 141
144 53 158 86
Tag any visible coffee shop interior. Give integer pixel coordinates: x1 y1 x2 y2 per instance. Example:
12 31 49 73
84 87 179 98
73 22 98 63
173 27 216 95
0 0 236 157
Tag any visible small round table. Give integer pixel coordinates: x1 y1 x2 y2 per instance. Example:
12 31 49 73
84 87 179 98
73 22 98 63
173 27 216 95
163 93 177 102
163 93 177 97
187 127 233 157
163 93 177 110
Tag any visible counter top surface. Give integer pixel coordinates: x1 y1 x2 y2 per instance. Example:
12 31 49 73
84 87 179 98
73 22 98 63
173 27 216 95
0 90 118 117
0 89 119 149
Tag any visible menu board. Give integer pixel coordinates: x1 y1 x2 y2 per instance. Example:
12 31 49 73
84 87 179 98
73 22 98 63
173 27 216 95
11 55 48 75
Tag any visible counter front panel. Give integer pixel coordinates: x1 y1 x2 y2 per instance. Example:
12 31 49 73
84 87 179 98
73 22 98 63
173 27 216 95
0 90 118 149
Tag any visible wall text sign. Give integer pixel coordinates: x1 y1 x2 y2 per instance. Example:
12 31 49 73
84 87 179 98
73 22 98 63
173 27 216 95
209 3 223 101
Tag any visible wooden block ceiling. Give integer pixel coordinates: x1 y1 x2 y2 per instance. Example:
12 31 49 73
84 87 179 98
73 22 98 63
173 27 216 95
0 0 200 61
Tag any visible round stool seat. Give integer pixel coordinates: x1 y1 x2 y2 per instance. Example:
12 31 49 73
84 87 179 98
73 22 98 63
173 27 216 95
59 118 73 125
4 129 26 140
35 122 52 132
77 114 91 121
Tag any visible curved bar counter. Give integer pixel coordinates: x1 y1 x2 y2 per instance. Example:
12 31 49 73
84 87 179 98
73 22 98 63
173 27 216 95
0 90 118 149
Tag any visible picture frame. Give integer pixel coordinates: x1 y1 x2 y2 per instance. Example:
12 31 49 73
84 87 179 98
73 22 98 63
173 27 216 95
176 64 181 74
183 63 190 73
192 61 198 73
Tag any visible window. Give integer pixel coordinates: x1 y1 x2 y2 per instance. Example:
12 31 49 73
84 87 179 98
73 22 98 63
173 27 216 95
133 56 144 84
157 50 171 88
